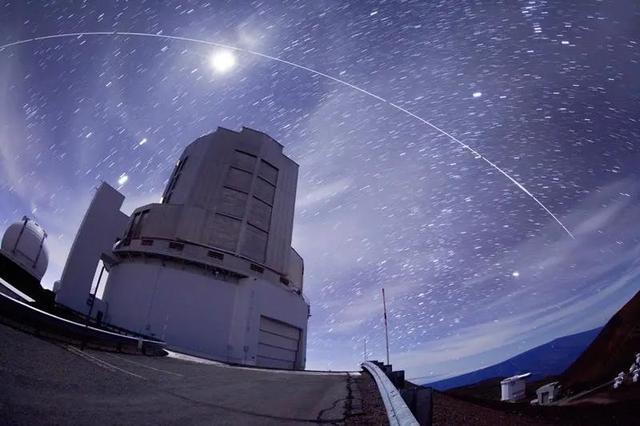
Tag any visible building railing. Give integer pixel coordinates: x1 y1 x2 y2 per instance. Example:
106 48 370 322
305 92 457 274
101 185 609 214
115 236 304 294
0 291 165 355
362 361 419 426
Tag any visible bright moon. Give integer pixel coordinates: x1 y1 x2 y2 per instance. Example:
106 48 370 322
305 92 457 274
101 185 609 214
209 50 236 73
118 174 129 186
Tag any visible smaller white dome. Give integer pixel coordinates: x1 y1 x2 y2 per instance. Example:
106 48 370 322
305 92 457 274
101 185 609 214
1 217 49 280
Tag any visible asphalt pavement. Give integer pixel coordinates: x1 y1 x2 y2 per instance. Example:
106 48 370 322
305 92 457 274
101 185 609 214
0 322 357 425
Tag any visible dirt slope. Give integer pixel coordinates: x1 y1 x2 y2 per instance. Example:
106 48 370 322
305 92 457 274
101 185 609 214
562 290 640 390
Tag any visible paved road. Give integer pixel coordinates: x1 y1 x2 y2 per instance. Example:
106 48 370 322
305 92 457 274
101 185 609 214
0 322 356 425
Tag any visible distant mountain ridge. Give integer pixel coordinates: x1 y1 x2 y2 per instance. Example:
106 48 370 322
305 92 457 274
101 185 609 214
425 327 601 390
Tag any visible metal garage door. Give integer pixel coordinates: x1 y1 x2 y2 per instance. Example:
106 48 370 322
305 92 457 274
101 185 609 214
257 316 300 370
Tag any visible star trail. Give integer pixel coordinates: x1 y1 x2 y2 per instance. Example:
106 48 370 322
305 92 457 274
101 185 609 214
0 0 638 381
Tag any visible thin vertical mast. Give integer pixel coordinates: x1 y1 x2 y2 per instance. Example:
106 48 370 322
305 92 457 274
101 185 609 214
364 338 367 362
382 288 390 365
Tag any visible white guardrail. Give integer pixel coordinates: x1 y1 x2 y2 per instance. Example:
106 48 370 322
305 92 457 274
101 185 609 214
362 361 419 426
0 290 166 354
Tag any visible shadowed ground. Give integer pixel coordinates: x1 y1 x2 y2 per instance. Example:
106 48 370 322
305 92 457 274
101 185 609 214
0 322 358 425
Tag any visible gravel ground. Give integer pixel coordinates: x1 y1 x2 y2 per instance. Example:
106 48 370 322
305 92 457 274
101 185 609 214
346 370 389 425
432 392 546 426
434 388 640 426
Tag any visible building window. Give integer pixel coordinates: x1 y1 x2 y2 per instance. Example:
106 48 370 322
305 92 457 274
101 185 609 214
169 241 184 251
240 224 268 263
225 167 253 193
208 250 224 260
131 210 149 239
232 150 257 172
126 212 140 240
254 160 278 206
253 177 276 205
258 160 278 185
163 156 189 204
247 197 272 232
218 187 248 218
206 214 242 252
125 209 150 241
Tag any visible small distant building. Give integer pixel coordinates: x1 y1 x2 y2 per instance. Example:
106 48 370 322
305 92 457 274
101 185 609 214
535 382 560 405
500 372 531 402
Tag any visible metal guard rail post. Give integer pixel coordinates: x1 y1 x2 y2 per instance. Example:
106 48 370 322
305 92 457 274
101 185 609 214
362 361 419 426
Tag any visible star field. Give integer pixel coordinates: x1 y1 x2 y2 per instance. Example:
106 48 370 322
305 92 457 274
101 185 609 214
0 0 639 381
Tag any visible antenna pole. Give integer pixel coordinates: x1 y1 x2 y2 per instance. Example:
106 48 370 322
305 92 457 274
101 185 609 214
382 288 390 365
363 338 367 362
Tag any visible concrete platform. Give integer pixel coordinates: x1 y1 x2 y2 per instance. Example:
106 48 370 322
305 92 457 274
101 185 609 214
0 322 357 425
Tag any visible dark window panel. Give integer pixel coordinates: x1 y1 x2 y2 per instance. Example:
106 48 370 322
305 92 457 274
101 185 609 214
240 224 268 263
225 167 253 192
169 241 184 251
258 160 278 185
254 177 275 205
247 197 272 232
232 150 257 172
206 213 242 251
218 187 248 218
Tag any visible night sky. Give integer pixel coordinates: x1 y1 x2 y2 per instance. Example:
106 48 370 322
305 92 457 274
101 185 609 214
1 1 639 382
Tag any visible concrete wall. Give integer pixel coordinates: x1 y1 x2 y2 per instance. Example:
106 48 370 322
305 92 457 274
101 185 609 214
56 183 129 314
102 257 308 369
103 260 238 359
287 248 304 292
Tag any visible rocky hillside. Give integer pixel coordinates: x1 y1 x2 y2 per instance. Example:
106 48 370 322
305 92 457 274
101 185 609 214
562 290 640 391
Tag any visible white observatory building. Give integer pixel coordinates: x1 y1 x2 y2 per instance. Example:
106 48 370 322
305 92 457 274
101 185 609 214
500 372 531 402
56 127 309 370
0 217 49 302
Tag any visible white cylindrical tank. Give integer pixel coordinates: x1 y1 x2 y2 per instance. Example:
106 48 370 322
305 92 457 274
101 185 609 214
1 217 49 280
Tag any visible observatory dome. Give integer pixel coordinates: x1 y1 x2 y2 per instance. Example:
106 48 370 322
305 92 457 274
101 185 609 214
1 218 49 281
